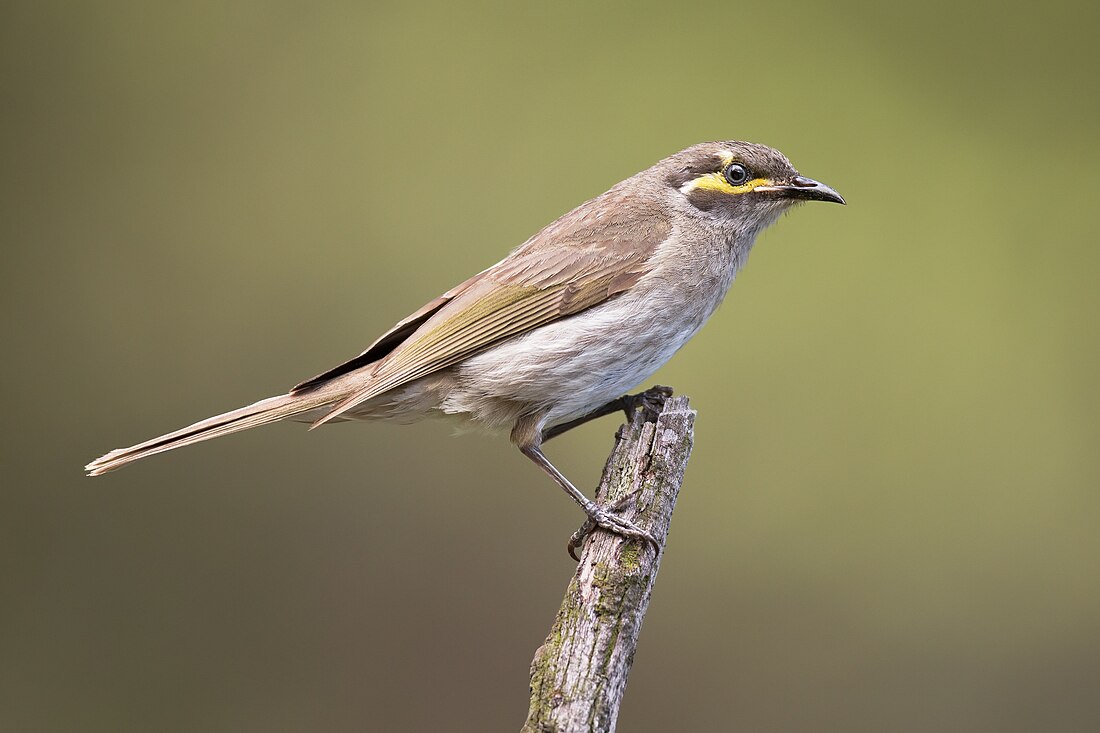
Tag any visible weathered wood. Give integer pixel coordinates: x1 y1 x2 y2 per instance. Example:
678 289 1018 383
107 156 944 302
522 393 695 733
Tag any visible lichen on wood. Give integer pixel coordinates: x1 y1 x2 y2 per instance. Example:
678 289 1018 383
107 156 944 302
522 393 695 733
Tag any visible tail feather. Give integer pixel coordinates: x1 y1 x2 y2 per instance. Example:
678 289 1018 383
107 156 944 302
85 390 340 476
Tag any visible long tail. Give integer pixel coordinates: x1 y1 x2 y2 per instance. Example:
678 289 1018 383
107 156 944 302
85 389 343 476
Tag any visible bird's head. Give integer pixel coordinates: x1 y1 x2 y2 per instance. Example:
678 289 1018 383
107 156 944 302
660 141 844 231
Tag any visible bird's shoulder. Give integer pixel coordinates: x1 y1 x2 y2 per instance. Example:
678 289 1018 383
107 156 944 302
495 186 671 286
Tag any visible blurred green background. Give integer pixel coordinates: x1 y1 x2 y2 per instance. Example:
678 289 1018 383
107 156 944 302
3 1 1098 730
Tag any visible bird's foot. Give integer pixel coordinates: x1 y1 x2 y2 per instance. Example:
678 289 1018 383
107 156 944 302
567 494 661 561
623 385 673 422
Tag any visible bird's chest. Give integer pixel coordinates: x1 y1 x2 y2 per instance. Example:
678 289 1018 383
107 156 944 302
645 230 747 338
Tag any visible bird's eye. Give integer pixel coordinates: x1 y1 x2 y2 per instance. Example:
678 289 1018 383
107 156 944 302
724 163 750 186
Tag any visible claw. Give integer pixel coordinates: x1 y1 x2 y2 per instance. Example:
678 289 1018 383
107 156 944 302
567 502 662 561
624 385 673 422
567 520 594 561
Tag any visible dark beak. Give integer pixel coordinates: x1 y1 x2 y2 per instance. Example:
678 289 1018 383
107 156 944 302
757 175 846 205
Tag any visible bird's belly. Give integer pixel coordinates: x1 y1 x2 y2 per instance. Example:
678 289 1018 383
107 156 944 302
442 281 722 429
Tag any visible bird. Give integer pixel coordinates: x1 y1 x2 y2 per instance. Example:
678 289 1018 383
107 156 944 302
86 140 844 558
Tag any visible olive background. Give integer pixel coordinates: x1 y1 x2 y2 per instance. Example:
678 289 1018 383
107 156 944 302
3 2 1098 731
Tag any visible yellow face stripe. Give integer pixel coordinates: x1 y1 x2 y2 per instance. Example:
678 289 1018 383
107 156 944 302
680 173 773 196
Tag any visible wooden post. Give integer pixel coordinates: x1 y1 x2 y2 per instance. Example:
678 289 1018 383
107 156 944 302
522 393 696 733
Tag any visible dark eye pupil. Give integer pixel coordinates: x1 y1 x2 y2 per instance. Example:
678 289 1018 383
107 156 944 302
724 163 749 186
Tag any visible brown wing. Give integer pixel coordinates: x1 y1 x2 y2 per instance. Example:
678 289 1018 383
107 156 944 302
310 193 670 426
292 273 483 393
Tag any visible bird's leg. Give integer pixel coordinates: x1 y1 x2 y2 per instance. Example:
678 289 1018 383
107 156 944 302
521 443 661 561
566 489 647 560
513 414 661 561
541 385 673 442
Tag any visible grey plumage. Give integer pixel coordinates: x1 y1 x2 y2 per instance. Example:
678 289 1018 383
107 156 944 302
85 140 843 553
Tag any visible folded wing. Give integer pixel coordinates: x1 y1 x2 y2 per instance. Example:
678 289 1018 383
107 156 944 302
309 195 670 427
